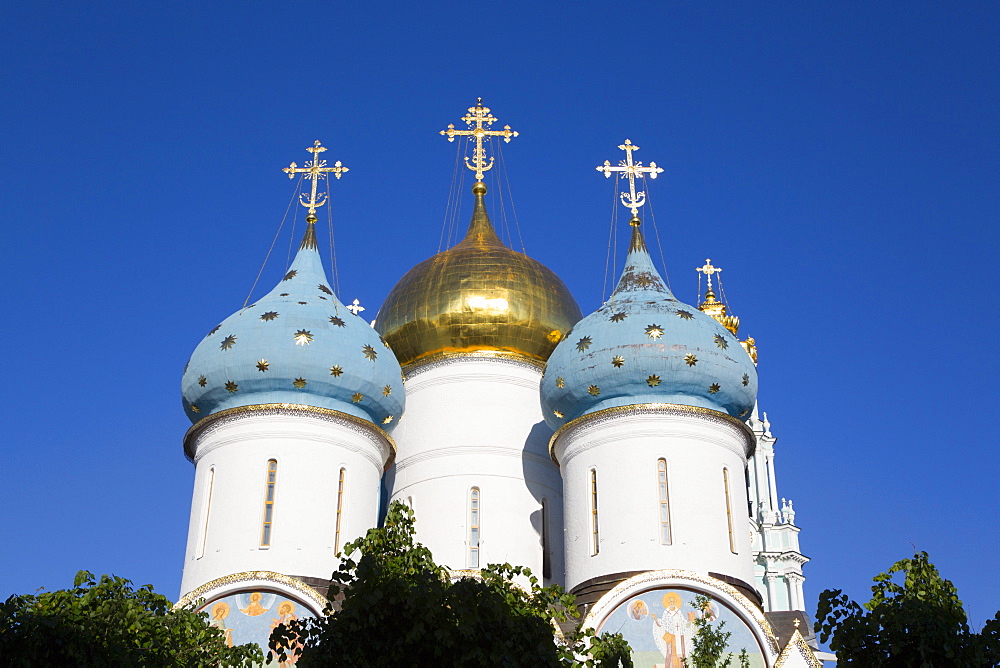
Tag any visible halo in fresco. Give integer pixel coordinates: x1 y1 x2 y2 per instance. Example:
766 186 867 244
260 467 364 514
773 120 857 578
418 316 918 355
199 590 316 664
596 587 765 668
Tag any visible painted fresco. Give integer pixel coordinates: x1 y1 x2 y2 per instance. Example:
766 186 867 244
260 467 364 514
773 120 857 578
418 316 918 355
200 590 316 665
596 588 765 668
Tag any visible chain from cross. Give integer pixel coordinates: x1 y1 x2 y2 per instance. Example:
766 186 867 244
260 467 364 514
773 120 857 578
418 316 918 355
440 98 518 180
346 299 365 315
696 258 722 292
282 140 349 216
596 139 664 216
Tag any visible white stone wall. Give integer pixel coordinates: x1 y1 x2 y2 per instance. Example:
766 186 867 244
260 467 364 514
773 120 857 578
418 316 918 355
553 406 756 592
180 408 392 597
385 357 564 584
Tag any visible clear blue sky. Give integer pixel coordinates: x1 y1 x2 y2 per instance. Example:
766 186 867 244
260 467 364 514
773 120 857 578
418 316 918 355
3 1 998 629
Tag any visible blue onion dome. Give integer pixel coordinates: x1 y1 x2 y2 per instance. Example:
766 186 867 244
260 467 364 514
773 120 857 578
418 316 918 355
540 219 757 430
181 222 404 430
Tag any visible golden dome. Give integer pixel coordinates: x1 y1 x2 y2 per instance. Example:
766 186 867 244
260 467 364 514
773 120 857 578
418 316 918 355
377 183 582 368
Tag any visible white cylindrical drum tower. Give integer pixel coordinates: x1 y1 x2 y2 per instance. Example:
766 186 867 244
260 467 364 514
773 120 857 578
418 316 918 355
551 404 755 592
180 406 394 594
385 356 563 582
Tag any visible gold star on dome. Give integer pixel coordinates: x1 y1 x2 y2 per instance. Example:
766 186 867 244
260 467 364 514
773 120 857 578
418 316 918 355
383 415 394 424
742 373 750 386
351 392 363 403
739 408 749 417
190 404 200 413
362 344 378 361
198 375 207 387
576 336 593 352
676 310 694 320
555 377 566 388
318 284 333 295
220 335 237 350
298 301 308 305
553 409 564 418
329 365 343 377
588 385 601 396
329 316 346 327
225 381 239 393
207 325 221 336
260 311 279 321
609 311 628 322
280 293 290 297
684 354 698 366
257 359 270 372
293 329 313 345
382 385 392 396
612 356 625 368
634 273 654 287
645 324 664 340
293 377 307 389
708 383 721 394
714 334 729 349
646 374 661 387
282 270 297 281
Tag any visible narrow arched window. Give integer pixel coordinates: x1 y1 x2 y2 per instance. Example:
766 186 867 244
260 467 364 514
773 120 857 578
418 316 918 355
723 467 736 553
469 488 481 568
260 459 278 547
541 498 551 579
198 467 215 558
334 467 346 555
590 469 600 556
657 459 672 545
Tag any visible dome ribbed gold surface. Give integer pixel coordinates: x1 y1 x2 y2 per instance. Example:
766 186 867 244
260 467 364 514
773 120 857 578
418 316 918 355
377 185 582 368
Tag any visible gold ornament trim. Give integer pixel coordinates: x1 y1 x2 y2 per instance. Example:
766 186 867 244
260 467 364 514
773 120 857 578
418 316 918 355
401 349 547 374
548 403 755 464
173 570 329 615
183 403 396 469
581 569 779 655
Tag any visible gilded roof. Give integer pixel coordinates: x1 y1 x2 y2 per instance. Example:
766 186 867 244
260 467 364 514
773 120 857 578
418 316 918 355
376 183 582 368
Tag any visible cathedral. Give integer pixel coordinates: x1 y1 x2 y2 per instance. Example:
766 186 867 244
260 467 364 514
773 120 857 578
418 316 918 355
174 100 826 666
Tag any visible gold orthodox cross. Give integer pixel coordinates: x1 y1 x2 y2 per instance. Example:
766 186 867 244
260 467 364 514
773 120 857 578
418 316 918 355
440 98 518 181
696 258 722 292
596 139 664 216
282 140 349 217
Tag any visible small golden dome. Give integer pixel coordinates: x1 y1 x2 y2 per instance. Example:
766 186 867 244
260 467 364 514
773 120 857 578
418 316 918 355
377 184 582 368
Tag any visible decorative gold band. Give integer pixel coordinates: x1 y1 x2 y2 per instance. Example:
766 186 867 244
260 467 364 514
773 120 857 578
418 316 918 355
183 403 397 469
402 349 547 377
548 403 755 464
173 570 329 614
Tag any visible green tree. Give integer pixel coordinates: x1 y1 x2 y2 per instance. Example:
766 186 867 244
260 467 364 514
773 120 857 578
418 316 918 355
684 595 750 668
815 551 1000 666
269 501 631 667
0 570 262 667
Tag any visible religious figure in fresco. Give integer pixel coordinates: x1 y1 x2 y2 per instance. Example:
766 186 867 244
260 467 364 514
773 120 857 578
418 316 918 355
270 601 303 666
652 592 691 668
240 591 267 616
209 601 234 647
629 599 649 620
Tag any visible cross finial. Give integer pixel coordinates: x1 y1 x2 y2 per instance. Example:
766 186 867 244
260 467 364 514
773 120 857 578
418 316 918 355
596 139 664 217
696 258 722 292
346 298 365 315
282 140 349 220
440 99 518 181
